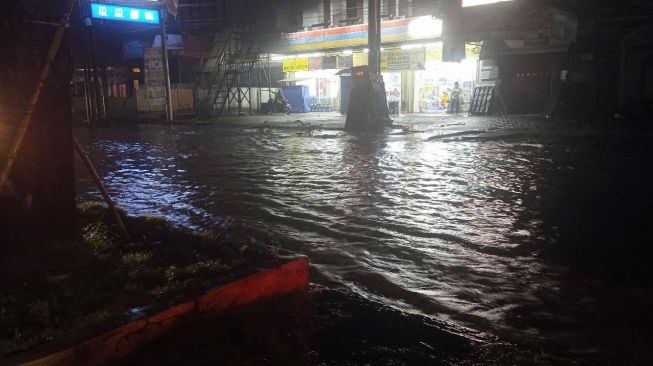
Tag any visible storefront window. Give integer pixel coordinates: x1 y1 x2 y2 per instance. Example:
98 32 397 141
415 57 478 113
295 69 340 111
382 72 401 114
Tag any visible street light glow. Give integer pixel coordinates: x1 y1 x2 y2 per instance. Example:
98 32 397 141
462 0 514 7
407 17 442 38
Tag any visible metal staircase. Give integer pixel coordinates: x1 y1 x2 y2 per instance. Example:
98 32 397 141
195 27 258 118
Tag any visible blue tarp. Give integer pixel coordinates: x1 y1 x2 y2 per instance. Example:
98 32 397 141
281 85 311 113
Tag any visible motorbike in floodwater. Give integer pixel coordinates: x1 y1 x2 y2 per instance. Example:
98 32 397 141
266 98 291 115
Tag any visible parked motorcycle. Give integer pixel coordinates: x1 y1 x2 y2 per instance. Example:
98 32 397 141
267 97 291 115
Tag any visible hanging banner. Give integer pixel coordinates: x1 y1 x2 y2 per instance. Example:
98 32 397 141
282 58 309 72
381 48 425 71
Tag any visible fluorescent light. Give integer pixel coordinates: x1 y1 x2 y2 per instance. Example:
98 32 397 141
462 0 513 7
297 52 324 58
407 17 442 38
401 43 423 50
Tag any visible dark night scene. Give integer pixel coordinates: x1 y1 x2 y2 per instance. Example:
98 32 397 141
1 0 653 365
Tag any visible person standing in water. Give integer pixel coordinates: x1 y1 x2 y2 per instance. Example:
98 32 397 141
450 82 462 114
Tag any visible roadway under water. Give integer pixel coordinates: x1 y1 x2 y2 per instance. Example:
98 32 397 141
76 116 653 364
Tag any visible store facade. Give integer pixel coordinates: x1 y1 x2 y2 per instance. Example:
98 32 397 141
268 16 480 114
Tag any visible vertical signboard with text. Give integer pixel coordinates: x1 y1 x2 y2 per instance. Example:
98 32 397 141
144 48 166 110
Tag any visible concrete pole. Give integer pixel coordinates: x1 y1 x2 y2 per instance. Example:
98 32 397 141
160 8 174 122
368 0 381 75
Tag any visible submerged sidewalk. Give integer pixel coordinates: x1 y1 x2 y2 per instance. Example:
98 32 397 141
205 111 498 132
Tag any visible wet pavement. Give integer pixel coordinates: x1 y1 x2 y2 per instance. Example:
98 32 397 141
76 114 653 364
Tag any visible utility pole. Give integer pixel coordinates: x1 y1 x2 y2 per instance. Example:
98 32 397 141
368 0 381 75
344 0 390 131
159 8 174 122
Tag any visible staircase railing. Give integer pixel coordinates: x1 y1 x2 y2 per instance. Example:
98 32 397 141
195 26 258 118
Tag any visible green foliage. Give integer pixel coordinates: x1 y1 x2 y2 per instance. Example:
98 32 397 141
0 201 279 357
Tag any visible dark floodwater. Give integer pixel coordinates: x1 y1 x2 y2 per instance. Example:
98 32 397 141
76 116 653 364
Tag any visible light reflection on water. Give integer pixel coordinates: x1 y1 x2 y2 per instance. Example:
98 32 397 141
76 118 653 363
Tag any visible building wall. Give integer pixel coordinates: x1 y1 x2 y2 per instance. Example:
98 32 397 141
499 53 563 114
137 86 194 113
569 1 653 119
331 0 349 26
302 0 325 29
297 0 442 30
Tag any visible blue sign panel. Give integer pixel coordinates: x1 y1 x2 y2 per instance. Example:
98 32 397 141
90 3 160 24
122 39 145 59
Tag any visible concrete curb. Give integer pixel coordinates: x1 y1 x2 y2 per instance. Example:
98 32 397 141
7 256 309 366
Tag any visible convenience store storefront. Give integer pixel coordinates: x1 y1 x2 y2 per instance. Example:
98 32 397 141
269 16 480 114
274 44 479 114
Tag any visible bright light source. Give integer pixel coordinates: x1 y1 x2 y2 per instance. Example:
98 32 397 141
343 49 353 55
462 0 514 7
297 52 324 58
90 3 160 24
407 17 442 39
401 43 423 50
271 54 294 61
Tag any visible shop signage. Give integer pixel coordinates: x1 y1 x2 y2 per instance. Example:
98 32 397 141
144 48 166 106
465 44 481 59
282 58 310 72
353 52 368 67
425 43 443 62
273 16 442 53
90 3 160 24
381 48 425 71
459 6 577 45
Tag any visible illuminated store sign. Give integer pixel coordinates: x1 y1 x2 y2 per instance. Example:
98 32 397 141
90 3 160 24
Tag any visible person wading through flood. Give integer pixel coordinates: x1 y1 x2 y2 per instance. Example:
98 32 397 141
450 81 462 114
272 89 291 115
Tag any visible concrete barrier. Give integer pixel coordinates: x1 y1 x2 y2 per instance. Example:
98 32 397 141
5 256 309 366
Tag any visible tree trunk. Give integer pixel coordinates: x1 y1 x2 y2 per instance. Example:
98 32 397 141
0 0 76 240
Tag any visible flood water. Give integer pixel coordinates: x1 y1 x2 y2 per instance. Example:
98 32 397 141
76 116 653 364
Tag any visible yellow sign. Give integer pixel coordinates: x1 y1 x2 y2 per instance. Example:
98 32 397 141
282 58 309 72
425 43 443 62
465 43 480 59
380 48 425 71
352 52 368 67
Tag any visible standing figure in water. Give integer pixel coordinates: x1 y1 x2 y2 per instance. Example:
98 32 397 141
450 82 462 114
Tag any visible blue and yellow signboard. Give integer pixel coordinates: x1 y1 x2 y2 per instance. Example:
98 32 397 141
90 3 160 24
273 16 442 53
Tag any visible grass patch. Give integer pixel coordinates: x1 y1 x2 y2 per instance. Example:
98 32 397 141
0 202 278 357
